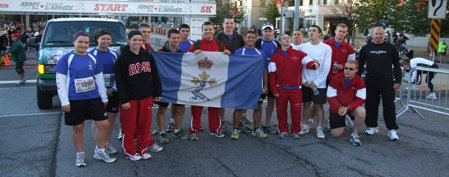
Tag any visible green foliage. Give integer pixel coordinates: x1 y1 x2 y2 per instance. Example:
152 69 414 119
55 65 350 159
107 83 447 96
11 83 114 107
354 0 398 29
262 0 280 26
210 3 245 26
355 0 448 36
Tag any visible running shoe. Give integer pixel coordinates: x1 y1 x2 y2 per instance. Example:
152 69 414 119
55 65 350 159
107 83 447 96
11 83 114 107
316 127 325 139
279 132 288 139
293 133 300 140
159 132 169 143
426 93 437 100
209 132 225 138
388 129 399 141
94 148 116 163
151 129 158 135
166 119 176 133
239 122 252 133
141 150 152 160
263 125 278 134
105 143 117 154
299 124 310 135
75 152 86 167
365 127 379 135
148 143 163 152
190 133 199 141
231 129 240 140
251 127 268 138
174 129 189 140
350 134 362 146
126 153 142 161
345 115 354 129
117 129 123 140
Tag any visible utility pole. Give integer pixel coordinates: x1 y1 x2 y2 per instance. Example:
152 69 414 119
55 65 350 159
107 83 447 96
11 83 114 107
293 0 299 30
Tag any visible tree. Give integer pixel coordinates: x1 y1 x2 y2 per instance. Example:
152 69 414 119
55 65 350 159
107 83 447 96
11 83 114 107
334 2 359 44
262 1 280 26
210 3 245 26
354 0 399 29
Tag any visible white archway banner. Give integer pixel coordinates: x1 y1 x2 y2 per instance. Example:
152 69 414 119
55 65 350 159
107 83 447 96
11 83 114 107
0 0 216 15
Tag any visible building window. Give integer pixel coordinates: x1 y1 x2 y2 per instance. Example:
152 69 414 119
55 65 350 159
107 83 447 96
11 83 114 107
335 0 339 5
323 0 327 5
260 0 265 6
309 0 313 5
300 0 303 6
348 0 353 4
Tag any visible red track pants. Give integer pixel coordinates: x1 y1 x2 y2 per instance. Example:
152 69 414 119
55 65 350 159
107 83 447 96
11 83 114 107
276 88 302 134
120 97 153 156
189 106 221 134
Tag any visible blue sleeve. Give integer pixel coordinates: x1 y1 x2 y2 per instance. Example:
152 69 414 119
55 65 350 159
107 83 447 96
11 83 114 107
94 56 104 74
54 55 68 75
262 52 268 68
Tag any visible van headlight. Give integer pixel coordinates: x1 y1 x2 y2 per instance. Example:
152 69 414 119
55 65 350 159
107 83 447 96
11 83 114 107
38 64 55 74
38 64 45 74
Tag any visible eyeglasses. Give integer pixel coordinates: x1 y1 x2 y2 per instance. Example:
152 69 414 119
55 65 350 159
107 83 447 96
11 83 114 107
344 67 355 71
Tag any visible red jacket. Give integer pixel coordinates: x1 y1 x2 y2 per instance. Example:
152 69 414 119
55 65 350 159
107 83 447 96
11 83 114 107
327 73 366 113
187 38 227 52
269 48 317 95
323 38 355 78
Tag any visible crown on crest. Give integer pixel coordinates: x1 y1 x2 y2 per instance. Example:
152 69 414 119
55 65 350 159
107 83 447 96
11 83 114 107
198 57 213 70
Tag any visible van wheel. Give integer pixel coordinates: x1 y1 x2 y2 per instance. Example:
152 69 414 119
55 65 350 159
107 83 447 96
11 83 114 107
37 86 53 109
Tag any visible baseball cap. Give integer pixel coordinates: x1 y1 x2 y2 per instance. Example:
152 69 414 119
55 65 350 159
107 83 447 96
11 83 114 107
262 23 274 30
10 33 20 38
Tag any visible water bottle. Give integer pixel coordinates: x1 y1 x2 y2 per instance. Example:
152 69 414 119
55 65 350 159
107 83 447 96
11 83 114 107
313 88 320 95
333 61 338 74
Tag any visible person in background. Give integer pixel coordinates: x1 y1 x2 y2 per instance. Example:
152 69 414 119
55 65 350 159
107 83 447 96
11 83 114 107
290 29 304 50
8 33 27 85
438 40 447 63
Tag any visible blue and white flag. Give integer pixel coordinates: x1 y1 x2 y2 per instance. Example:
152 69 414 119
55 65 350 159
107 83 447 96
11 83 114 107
152 51 263 109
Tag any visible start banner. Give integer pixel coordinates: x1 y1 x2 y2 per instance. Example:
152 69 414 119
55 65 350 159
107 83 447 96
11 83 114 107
0 0 216 15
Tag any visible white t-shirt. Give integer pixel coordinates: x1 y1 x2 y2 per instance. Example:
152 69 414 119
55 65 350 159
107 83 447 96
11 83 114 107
290 43 301 51
410 57 435 83
298 42 332 88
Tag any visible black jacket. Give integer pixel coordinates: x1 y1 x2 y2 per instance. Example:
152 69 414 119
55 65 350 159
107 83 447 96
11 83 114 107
115 45 162 104
357 42 402 84
214 31 244 54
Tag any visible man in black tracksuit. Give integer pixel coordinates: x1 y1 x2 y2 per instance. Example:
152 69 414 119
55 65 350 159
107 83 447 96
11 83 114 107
357 27 401 141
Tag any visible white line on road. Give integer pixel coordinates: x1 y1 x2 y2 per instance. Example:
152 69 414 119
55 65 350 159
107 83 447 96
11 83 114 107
0 112 61 118
0 80 37 84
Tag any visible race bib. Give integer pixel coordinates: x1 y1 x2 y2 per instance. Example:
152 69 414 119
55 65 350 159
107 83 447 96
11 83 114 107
74 77 96 93
104 74 115 88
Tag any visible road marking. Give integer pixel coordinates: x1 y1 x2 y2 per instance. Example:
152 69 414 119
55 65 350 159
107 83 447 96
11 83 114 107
0 80 37 84
0 112 61 118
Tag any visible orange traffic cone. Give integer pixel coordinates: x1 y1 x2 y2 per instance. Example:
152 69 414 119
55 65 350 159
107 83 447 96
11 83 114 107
4 54 10 66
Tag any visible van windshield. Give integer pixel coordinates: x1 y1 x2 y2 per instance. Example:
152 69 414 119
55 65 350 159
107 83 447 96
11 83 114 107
42 21 127 47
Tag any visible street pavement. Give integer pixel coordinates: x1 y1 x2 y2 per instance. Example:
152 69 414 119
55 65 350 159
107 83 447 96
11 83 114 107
1 40 449 177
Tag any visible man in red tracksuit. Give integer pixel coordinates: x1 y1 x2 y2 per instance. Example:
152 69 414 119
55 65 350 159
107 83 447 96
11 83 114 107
269 34 319 139
323 23 356 85
187 21 231 140
327 60 366 146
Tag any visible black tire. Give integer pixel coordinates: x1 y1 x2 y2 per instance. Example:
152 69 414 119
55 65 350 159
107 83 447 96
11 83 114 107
37 85 53 109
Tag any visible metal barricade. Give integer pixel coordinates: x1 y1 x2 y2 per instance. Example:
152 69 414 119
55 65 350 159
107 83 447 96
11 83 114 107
397 66 449 117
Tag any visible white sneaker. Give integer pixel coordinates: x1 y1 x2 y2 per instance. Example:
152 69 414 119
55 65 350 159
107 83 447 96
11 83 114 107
93 148 116 163
141 152 152 160
299 124 309 135
126 153 142 161
148 143 163 152
150 129 158 135
426 93 437 100
406 85 416 90
316 127 325 139
345 115 354 129
365 127 379 135
105 143 117 154
388 129 399 141
75 152 87 167
117 129 123 140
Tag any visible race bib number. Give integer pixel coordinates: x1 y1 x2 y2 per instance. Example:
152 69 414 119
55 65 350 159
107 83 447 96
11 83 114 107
74 77 95 93
104 74 115 88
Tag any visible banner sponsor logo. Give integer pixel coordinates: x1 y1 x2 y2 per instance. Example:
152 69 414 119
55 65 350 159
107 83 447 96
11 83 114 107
20 2 40 9
0 4 9 8
94 3 128 12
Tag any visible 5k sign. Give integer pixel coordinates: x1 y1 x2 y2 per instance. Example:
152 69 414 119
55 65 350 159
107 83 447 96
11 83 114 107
200 6 213 13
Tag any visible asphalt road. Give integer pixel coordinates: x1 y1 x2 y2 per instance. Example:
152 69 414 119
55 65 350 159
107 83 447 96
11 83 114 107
1 43 449 177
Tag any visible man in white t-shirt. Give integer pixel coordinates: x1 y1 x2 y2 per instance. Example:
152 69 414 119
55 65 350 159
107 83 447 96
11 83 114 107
298 25 332 139
290 29 303 50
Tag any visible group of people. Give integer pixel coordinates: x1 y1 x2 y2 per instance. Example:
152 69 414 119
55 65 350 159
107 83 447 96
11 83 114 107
55 16 405 167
